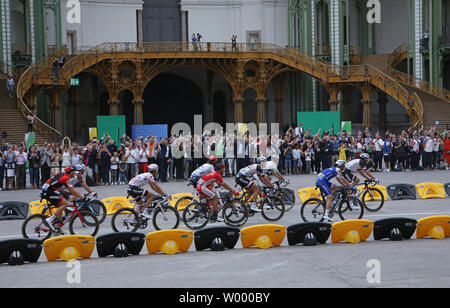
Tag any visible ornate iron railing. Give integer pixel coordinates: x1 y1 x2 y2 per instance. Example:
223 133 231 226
18 41 424 136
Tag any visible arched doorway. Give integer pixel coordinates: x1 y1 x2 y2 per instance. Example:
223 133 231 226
142 73 203 130
243 88 257 123
118 90 134 136
213 91 227 126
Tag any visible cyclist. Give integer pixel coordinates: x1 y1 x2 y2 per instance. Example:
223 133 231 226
235 159 274 212
127 164 170 219
196 163 238 222
65 164 96 199
260 157 288 184
342 153 378 188
189 156 218 186
41 165 85 230
316 160 349 222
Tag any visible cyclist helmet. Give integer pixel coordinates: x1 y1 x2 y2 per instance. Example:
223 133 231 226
74 164 86 171
360 153 370 160
209 156 218 164
148 164 159 172
214 163 226 171
335 160 346 168
257 157 268 164
64 165 76 173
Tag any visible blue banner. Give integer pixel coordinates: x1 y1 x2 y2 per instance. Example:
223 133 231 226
132 125 168 141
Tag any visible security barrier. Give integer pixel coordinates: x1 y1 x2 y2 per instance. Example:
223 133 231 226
194 226 240 251
387 184 417 200
0 201 29 220
0 239 42 266
415 182 446 200
331 219 374 244
146 229 194 255
29 200 47 215
241 224 286 249
170 193 194 210
357 185 388 202
101 197 134 215
43 235 96 261
416 216 450 239
373 218 417 241
297 187 323 203
445 183 450 197
287 222 331 246
96 232 146 258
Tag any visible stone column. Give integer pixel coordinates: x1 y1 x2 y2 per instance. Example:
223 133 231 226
256 97 267 125
361 100 372 128
233 98 244 123
360 85 373 128
108 99 120 116
133 99 144 125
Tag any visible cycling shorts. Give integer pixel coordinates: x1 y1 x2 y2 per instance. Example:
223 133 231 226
342 169 356 183
196 184 216 199
316 179 332 197
235 175 254 189
41 190 64 207
127 186 149 202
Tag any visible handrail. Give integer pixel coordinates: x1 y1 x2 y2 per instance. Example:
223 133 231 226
387 43 408 69
387 43 450 104
15 66 63 140
18 41 424 136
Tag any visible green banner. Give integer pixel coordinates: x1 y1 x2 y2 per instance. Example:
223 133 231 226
297 111 341 136
97 116 126 145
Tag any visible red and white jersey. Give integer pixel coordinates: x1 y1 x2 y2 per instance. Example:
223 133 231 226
128 172 155 187
191 163 215 178
237 164 262 178
197 171 223 188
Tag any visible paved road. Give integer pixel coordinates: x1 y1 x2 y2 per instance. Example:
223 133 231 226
0 170 449 288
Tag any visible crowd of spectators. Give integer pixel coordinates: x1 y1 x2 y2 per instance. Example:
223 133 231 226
0 125 449 191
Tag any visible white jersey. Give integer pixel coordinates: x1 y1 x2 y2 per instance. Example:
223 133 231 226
128 172 155 187
191 163 214 178
237 164 262 178
262 161 278 175
345 159 365 172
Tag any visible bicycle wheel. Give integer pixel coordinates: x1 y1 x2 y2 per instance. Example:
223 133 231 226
222 199 249 227
182 202 210 230
22 214 52 241
278 188 296 211
261 196 285 221
338 197 364 221
300 198 326 222
69 211 99 236
152 206 180 230
85 200 107 224
175 196 194 211
111 208 140 232
361 188 385 212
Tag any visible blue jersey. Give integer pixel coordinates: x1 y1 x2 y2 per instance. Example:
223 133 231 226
316 167 341 183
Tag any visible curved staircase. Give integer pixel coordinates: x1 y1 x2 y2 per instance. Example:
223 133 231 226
387 43 450 131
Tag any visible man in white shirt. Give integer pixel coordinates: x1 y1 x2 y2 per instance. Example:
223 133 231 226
423 134 435 171
125 144 138 180
432 134 440 170
373 133 384 171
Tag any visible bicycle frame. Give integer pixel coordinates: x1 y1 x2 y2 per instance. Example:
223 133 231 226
43 201 87 229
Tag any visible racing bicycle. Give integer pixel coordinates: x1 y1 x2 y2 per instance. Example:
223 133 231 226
41 193 107 224
111 195 180 232
182 189 249 230
300 186 364 222
356 179 385 212
22 198 100 241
